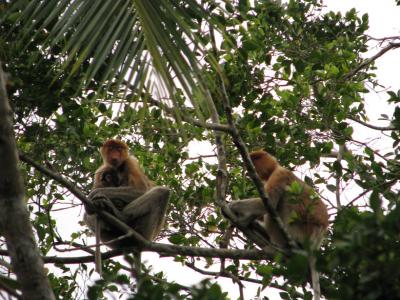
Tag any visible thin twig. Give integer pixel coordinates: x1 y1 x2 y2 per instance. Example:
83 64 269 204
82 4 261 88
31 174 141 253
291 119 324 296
344 42 400 79
348 116 395 131
0 279 22 300
186 262 305 299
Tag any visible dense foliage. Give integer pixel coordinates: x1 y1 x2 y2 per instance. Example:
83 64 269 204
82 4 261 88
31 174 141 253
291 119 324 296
1 0 400 299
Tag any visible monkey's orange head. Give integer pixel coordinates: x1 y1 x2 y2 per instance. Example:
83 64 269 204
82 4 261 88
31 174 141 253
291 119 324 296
100 139 129 167
249 150 278 181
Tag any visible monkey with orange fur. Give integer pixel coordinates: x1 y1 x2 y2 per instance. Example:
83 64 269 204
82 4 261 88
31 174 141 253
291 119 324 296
87 139 168 248
94 139 154 191
85 140 170 278
228 150 328 300
229 150 328 248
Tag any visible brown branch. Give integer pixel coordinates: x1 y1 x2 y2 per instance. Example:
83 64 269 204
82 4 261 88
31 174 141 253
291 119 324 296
344 42 400 79
19 153 87 203
0 240 273 265
366 35 400 42
128 90 233 134
206 26 284 254
0 277 22 300
0 63 55 300
20 155 277 262
346 178 398 207
207 34 296 250
42 243 273 264
335 145 345 209
348 116 395 131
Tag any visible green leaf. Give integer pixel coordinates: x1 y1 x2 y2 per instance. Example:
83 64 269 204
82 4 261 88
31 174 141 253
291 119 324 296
168 234 186 245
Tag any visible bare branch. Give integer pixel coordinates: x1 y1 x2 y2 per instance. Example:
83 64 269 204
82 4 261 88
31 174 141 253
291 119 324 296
366 35 400 42
345 42 400 79
0 276 22 300
19 153 87 203
42 242 272 264
335 145 345 209
348 116 395 131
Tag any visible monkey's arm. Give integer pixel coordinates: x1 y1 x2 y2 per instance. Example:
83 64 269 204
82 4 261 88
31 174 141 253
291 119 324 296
228 198 267 227
85 187 146 219
93 164 109 188
89 187 145 209
85 192 124 221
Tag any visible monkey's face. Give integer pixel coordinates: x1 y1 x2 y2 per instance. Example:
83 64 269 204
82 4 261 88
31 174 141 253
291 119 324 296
106 147 125 166
101 140 128 167
250 151 277 181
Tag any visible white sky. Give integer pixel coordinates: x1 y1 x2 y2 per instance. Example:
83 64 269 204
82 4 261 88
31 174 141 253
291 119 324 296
52 1 400 299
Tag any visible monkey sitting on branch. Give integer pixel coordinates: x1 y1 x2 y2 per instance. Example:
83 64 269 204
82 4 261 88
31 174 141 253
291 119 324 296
83 139 170 275
227 150 328 300
229 150 328 248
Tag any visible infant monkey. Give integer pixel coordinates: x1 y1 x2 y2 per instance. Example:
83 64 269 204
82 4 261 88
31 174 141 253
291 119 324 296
98 167 122 188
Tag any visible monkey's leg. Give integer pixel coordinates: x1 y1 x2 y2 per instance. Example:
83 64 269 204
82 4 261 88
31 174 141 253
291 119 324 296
122 187 170 290
122 186 170 240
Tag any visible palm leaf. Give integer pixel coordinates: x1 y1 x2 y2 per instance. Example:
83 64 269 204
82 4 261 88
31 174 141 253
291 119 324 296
6 0 220 118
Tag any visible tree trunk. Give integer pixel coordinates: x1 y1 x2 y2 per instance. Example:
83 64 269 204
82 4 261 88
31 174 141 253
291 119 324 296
0 63 55 299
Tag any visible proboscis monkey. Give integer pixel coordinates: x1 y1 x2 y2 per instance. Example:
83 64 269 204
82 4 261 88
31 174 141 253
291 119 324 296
228 150 328 300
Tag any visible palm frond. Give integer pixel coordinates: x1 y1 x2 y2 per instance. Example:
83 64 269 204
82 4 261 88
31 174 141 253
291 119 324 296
6 0 220 118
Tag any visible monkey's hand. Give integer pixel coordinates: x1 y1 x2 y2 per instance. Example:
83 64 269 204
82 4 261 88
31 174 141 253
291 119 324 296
222 206 251 227
87 191 126 221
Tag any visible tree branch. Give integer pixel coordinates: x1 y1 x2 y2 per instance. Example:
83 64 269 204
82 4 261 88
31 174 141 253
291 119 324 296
0 240 273 265
335 145 345 209
207 31 296 250
344 42 400 79
206 25 283 254
43 243 273 264
19 153 87 203
185 262 304 298
20 154 277 262
348 116 395 131
0 63 55 300
145 96 233 133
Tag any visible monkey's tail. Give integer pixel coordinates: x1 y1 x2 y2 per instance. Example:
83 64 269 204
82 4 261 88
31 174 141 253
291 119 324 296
309 255 321 300
95 216 102 276
134 251 141 276
134 251 142 290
